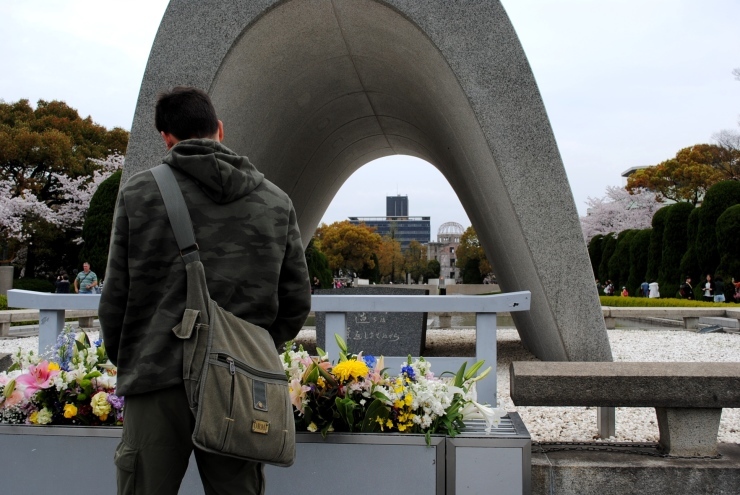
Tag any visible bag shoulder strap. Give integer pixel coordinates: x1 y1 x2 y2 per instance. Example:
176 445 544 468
151 164 201 264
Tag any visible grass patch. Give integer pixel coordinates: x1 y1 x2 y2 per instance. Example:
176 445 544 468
600 296 731 308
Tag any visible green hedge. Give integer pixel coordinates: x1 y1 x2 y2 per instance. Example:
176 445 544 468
696 180 740 276
13 278 55 293
716 204 740 299
646 206 670 282
0 295 7 310
608 230 636 291
588 234 604 280
659 202 694 298
600 295 730 308
79 169 122 280
679 207 701 296
598 234 617 284
627 229 651 295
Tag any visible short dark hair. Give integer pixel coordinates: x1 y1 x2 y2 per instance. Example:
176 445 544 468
155 86 219 141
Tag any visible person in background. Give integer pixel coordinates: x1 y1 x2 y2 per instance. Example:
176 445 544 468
679 277 694 300
714 275 725 303
649 281 660 298
640 280 650 297
621 287 629 297
55 273 70 293
702 274 714 302
74 262 98 294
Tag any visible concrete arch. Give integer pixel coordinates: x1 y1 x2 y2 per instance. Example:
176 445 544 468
124 0 612 362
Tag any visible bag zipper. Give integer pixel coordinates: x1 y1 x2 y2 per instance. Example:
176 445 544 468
214 353 287 383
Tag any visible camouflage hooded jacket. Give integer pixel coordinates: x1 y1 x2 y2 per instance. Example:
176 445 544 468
99 139 311 396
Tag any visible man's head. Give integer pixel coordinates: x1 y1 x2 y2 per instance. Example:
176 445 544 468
155 86 223 149
83 262 91 273
686 277 692 283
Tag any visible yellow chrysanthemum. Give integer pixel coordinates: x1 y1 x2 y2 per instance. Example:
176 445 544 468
48 362 61 371
332 360 369 382
63 403 78 419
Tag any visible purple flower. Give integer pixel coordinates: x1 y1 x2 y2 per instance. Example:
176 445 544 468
107 394 125 410
401 365 415 380
363 355 377 369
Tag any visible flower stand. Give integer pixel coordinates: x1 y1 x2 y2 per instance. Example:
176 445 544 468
0 414 530 494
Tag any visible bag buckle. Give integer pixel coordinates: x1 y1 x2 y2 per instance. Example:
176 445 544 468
180 243 199 258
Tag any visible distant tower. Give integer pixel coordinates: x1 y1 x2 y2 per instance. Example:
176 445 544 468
386 195 408 217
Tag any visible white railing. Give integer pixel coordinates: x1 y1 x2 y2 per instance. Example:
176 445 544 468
6 289 532 405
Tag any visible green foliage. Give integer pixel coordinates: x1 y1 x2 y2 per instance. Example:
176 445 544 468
358 252 381 284
598 234 617 283
0 295 7 310
646 206 670 281
425 259 441 282
455 226 492 278
0 99 128 277
587 234 604 280
79 170 122 280
679 207 701 291
716 205 740 298
462 258 483 284
696 180 740 276
627 229 651 294
659 203 694 298
607 230 636 289
305 239 334 290
600 295 730 308
13 277 54 293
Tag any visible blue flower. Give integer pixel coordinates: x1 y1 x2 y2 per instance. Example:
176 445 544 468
401 365 415 380
93 339 103 348
363 355 377 369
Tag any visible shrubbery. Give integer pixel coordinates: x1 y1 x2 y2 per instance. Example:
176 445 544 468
79 170 122 280
659 202 694 298
716 204 740 299
13 278 55 293
696 181 740 276
588 181 740 304
599 295 729 308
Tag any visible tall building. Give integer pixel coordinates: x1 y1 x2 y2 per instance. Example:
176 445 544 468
349 195 430 249
386 195 408 216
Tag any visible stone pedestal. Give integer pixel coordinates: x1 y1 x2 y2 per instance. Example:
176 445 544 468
683 317 700 330
656 407 722 457
0 266 13 297
604 316 616 329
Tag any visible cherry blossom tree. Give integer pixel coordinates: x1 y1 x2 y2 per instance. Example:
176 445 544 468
0 154 123 264
580 186 664 242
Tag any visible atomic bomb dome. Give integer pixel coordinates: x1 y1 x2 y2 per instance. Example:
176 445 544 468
437 222 464 243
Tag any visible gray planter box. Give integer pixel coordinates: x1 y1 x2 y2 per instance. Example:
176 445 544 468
0 414 529 494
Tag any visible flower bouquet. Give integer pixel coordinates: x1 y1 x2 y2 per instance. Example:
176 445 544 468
0 325 123 426
282 335 504 443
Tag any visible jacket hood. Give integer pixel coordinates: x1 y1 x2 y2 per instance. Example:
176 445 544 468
162 139 264 204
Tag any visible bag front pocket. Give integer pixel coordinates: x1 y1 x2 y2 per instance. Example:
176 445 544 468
197 353 293 463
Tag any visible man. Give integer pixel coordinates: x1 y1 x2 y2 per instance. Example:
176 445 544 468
99 86 311 494
640 280 649 298
74 262 98 294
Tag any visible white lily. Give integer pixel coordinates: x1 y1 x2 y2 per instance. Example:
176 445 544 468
460 400 506 433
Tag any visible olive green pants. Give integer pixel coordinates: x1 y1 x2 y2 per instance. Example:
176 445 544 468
114 384 264 495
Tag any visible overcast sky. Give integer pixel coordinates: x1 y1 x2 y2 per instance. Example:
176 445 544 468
2 1 738 236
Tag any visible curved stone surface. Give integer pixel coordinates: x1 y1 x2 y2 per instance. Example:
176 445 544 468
124 0 612 362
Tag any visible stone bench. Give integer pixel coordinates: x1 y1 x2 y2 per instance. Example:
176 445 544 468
510 361 740 456
0 309 99 337
602 307 731 330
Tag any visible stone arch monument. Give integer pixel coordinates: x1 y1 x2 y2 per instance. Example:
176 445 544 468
124 0 612 363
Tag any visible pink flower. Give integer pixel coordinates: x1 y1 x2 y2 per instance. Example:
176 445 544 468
15 361 60 398
2 389 24 408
